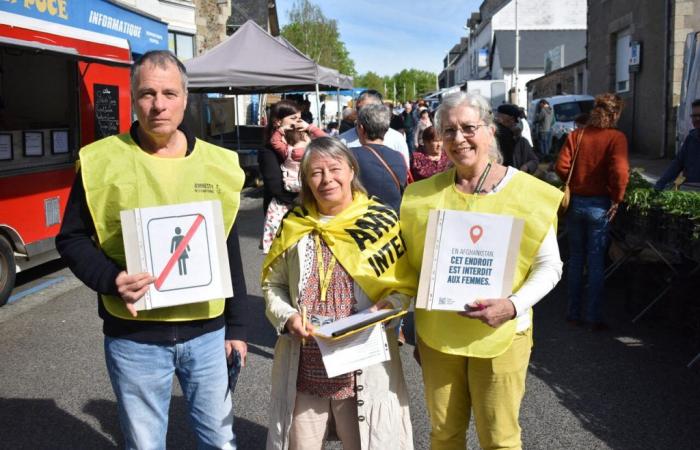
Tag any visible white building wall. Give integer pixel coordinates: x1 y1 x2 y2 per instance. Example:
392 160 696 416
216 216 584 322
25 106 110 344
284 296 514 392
503 69 542 106
465 0 586 105
491 0 586 30
122 0 196 34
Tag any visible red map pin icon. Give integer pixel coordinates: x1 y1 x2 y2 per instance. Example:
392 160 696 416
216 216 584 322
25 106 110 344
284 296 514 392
469 225 483 244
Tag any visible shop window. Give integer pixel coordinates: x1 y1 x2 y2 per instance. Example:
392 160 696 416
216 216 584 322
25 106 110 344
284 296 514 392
168 31 195 60
615 31 630 93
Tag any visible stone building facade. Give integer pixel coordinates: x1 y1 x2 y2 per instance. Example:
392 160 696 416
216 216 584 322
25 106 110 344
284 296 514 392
587 0 700 157
526 59 587 100
194 0 231 54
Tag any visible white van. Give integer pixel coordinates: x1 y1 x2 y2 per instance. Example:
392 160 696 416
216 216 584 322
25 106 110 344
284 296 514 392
528 94 595 150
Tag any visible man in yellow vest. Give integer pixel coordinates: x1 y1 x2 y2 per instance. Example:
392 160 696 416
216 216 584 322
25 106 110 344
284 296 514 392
56 50 247 449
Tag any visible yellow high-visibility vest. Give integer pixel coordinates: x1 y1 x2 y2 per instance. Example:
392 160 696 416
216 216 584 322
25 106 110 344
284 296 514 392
401 168 562 357
80 132 244 321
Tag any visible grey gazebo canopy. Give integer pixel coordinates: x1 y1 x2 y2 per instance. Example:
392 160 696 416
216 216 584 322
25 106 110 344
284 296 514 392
184 20 352 94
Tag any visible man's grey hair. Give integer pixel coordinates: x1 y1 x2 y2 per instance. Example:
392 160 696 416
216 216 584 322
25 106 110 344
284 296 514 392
434 92 502 163
131 50 188 95
342 106 354 119
357 104 390 141
356 89 383 108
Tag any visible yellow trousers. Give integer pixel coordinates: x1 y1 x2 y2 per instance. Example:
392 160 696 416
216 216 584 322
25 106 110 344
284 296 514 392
418 329 532 450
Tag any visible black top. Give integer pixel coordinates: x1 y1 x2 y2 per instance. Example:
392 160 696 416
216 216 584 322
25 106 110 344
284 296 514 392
496 123 539 174
257 146 298 213
351 144 407 213
55 122 249 343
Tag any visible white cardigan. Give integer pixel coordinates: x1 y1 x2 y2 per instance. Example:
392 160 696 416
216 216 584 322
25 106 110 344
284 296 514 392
262 234 414 450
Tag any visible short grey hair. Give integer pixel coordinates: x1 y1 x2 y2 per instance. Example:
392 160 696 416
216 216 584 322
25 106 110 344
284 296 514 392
131 50 188 95
298 137 367 207
434 92 502 163
357 104 390 140
356 90 383 108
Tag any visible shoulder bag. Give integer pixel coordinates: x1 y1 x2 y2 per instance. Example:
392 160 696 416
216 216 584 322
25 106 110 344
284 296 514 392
559 129 585 216
362 145 404 193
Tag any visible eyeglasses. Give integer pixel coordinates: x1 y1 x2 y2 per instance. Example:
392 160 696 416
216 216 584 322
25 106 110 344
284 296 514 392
442 123 488 140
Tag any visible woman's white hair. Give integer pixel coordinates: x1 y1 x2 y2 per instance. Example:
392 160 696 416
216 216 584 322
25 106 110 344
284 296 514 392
434 92 502 164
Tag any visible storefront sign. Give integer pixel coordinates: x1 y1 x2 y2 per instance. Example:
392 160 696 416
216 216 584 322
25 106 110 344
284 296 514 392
1 0 167 54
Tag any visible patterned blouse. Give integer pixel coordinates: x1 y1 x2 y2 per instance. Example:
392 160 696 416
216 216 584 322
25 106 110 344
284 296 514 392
410 151 451 181
296 233 357 399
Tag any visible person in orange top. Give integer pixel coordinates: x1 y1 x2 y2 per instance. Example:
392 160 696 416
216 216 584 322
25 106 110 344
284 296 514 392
555 93 629 330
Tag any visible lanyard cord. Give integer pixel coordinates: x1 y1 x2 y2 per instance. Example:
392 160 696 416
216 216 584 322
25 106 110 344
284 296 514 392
474 161 492 194
314 233 336 302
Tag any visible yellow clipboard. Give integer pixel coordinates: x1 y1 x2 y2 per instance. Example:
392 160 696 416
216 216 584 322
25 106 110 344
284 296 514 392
312 309 407 341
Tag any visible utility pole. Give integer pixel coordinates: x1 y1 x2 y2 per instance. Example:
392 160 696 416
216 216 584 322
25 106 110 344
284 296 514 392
513 0 520 105
413 81 416 100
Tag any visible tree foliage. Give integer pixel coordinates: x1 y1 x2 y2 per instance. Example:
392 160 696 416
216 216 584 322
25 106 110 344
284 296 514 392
281 0 356 76
281 0 438 100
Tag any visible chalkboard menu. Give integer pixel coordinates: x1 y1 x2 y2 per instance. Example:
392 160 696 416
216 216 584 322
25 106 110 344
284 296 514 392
94 84 120 139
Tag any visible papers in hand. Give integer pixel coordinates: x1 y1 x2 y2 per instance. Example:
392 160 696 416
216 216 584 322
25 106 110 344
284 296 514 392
121 200 232 311
313 308 406 339
416 209 523 311
311 308 405 378
314 323 391 378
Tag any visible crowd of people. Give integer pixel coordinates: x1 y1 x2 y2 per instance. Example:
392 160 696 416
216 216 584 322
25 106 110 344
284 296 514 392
58 49 700 449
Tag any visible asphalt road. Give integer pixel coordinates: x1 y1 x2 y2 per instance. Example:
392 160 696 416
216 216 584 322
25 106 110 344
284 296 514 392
1 188 699 449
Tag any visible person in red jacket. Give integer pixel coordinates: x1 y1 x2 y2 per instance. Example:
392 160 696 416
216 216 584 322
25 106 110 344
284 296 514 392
555 93 629 330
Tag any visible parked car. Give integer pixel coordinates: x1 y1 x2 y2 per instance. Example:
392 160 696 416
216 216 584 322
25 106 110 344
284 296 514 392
528 94 595 153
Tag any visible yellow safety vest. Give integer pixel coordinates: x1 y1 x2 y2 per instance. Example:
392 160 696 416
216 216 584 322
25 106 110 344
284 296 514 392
80 132 244 322
400 168 563 357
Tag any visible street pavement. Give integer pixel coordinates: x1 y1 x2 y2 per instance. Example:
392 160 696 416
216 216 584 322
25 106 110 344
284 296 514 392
1 188 699 449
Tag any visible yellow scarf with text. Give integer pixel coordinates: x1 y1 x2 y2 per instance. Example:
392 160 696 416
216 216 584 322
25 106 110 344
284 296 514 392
262 194 417 302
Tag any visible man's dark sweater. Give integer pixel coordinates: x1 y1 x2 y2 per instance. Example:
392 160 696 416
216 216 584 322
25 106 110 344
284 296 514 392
655 128 700 189
351 143 407 212
55 122 249 343
496 123 539 174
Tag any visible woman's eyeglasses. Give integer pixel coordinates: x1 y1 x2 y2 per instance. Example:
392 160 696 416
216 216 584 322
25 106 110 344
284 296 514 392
442 124 488 140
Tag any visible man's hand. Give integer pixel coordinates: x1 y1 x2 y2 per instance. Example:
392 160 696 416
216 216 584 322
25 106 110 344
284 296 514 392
115 271 155 317
285 313 314 338
225 340 247 368
458 298 516 328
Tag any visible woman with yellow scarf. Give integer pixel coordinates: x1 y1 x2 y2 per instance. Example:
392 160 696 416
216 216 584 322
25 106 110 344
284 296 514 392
401 93 564 450
262 137 416 450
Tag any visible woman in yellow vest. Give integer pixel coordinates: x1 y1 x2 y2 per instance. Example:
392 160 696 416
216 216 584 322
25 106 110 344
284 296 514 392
262 137 416 450
401 92 564 450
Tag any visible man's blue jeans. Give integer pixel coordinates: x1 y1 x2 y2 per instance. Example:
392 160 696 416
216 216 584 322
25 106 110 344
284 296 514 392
105 328 236 450
539 130 553 155
566 195 611 324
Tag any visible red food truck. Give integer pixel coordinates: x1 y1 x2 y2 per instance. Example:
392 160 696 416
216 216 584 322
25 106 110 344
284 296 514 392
0 8 134 304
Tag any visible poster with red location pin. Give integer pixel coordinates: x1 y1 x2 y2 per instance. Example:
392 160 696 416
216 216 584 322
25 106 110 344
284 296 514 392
416 209 524 311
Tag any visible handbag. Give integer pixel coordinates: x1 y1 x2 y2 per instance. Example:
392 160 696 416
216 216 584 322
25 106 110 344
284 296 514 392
559 129 585 215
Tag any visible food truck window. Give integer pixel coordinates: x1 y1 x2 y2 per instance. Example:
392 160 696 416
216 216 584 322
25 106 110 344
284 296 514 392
0 47 78 175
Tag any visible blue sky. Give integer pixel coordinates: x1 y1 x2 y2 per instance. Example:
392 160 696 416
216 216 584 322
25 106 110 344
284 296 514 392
276 0 482 76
